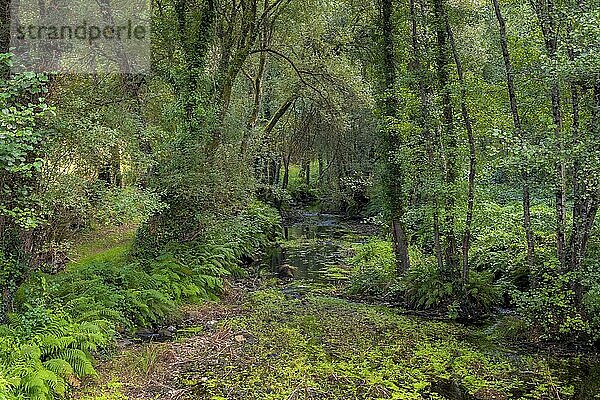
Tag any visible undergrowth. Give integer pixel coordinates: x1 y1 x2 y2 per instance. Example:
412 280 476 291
0 201 281 400
84 288 583 399
347 240 503 316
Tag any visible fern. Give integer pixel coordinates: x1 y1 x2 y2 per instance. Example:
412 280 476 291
0 201 282 399
43 359 74 377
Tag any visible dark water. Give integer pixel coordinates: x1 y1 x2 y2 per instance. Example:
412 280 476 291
273 212 368 284
272 212 600 399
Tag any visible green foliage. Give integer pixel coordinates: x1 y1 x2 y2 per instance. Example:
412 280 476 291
0 306 108 400
0 58 51 230
0 201 281 399
135 200 281 263
26 202 280 332
516 270 589 341
348 241 502 315
401 256 454 310
465 271 503 312
583 284 600 341
486 315 529 342
256 184 293 211
0 54 54 320
346 240 395 296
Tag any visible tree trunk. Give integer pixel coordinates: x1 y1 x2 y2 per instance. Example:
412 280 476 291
531 0 567 269
433 209 444 272
305 160 310 185
392 220 411 275
493 0 535 269
447 19 476 284
0 0 9 54
381 0 410 275
282 154 291 189
409 0 441 272
433 0 459 275
318 157 324 182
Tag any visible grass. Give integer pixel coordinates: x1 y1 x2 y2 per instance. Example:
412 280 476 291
68 224 137 266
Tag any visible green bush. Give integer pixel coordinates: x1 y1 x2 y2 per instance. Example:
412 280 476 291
346 240 396 296
515 270 588 341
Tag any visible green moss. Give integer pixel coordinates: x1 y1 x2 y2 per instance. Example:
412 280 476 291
69 227 136 267
108 288 572 399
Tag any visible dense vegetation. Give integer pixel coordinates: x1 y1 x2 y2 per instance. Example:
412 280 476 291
80 287 593 399
0 0 599 398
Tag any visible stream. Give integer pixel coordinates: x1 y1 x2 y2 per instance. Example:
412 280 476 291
272 211 600 399
271 212 372 284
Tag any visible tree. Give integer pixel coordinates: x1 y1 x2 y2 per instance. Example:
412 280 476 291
377 0 410 274
0 55 52 320
492 0 536 269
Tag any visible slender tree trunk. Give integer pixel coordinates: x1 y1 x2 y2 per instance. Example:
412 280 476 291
1 0 10 80
242 0 272 154
303 160 311 185
274 160 281 185
381 0 410 275
392 219 411 274
493 0 535 269
447 20 476 284
318 157 324 182
0 0 9 54
433 208 444 271
570 81 600 301
567 18 583 274
264 96 296 137
282 154 291 189
531 0 567 269
433 0 459 275
409 0 442 272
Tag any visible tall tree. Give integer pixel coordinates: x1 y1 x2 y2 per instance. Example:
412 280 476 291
432 0 459 275
529 0 567 269
492 0 536 269
379 0 410 274
446 17 476 284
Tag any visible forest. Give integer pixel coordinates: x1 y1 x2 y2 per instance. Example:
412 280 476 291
1 0 600 398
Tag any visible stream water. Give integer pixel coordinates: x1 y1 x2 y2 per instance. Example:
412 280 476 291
272 211 600 399
271 212 370 284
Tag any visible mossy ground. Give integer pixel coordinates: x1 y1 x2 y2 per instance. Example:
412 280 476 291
77 280 589 400
69 224 137 266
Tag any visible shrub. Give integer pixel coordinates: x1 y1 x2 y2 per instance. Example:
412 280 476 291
515 270 588 341
346 240 396 296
